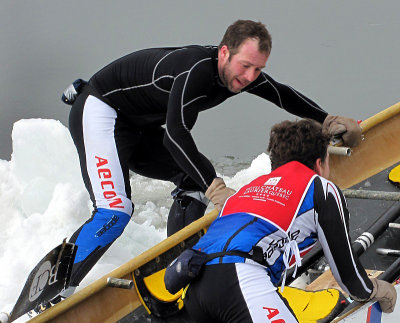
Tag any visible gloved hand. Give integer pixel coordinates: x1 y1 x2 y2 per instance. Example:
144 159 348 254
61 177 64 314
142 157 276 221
322 115 362 147
205 177 236 211
368 278 397 313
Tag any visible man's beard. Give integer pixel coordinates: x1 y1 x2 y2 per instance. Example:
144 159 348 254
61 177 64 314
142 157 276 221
220 62 239 93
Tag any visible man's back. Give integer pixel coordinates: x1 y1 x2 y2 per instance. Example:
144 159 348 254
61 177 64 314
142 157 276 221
193 162 319 283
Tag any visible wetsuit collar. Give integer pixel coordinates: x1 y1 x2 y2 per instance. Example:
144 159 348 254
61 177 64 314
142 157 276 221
211 47 226 88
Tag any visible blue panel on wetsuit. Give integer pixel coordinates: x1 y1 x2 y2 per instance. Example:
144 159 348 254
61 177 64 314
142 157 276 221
74 208 131 263
194 213 278 265
298 181 315 216
297 235 317 251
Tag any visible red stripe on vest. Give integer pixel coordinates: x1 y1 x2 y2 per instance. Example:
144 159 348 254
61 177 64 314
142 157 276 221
221 161 316 232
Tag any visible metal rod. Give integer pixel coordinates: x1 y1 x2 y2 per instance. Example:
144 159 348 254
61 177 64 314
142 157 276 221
106 277 134 290
343 189 400 201
389 223 400 229
376 248 400 256
353 203 400 254
328 145 351 156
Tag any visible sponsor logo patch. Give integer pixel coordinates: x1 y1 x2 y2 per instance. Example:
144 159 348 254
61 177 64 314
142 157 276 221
264 177 282 186
29 260 58 302
95 156 124 209
95 214 120 237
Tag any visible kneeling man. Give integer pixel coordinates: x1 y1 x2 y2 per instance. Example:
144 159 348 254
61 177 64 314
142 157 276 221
183 119 396 322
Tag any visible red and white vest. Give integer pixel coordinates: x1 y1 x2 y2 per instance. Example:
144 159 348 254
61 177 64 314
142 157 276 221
221 161 317 233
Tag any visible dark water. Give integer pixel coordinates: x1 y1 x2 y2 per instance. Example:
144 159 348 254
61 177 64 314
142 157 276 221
213 155 252 176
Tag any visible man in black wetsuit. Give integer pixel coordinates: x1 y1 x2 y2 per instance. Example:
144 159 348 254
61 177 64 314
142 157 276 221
56 19 361 299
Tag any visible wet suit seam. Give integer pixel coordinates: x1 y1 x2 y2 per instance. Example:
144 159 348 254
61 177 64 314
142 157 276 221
219 217 259 264
165 126 208 188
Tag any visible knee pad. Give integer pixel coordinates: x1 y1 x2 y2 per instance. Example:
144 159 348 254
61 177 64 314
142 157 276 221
68 208 132 286
73 208 131 263
167 191 208 236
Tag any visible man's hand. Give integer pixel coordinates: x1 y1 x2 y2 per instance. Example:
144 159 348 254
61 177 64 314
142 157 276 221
205 178 236 211
368 278 397 313
322 115 362 147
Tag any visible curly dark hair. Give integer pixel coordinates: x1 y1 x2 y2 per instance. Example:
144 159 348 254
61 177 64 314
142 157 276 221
218 20 272 56
267 119 331 171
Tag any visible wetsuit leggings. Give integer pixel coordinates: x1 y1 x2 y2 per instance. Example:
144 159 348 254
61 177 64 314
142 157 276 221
184 263 298 323
68 87 202 286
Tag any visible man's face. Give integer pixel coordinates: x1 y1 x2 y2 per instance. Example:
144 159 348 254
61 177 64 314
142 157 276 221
218 38 269 93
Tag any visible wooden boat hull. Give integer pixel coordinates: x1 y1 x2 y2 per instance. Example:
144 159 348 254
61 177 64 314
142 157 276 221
28 102 400 322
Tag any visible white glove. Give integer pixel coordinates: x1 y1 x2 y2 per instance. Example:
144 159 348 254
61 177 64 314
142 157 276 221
205 178 235 211
368 278 397 313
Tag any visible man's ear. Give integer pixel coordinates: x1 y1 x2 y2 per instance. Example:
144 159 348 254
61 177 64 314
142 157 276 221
314 158 322 176
219 45 230 59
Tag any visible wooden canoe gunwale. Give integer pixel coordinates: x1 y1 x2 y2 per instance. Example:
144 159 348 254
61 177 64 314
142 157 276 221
329 101 400 189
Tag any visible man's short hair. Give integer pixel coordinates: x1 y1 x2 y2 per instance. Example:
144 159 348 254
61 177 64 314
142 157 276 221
218 20 272 56
267 119 331 171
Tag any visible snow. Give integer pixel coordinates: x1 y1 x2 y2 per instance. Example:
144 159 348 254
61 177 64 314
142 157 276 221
0 118 272 321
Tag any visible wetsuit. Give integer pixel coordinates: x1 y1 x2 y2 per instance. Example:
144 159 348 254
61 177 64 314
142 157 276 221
67 45 328 286
184 161 373 322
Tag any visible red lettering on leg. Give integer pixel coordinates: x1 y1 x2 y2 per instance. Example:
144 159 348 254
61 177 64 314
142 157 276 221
98 168 112 179
95 156 108 168
104 191 117 199
109 198 124 209
263 307 279 320
95 156 125 210
101 181 115 190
